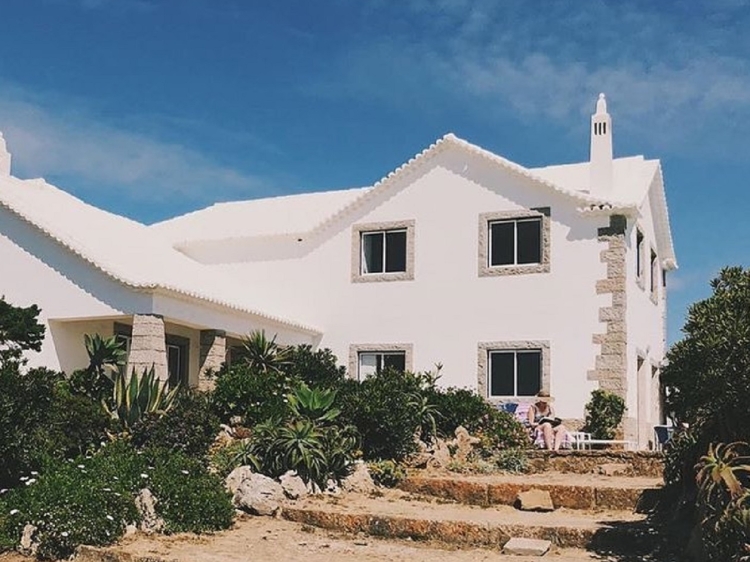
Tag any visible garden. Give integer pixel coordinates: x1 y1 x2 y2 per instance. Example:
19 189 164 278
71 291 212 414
2 267 749 561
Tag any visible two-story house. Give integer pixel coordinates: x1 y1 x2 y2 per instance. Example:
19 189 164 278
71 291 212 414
0 95 676 448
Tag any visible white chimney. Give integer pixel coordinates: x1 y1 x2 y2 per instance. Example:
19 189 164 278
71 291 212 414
589 93 613 195
0 132 11 176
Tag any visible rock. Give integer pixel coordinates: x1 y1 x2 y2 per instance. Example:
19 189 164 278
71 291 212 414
426 438 452 469
279 470 307 500
226 465 256 495
325 478 341 495
341 462 376 494
233 473 285 516
452 426 480 463
19 524 38 556
503 537 552 556
124 524 138 537
597 463 631 476
135 488 165 534
515 489 555 512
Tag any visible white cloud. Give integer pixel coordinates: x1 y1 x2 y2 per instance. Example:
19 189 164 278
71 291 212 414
0 84 271 204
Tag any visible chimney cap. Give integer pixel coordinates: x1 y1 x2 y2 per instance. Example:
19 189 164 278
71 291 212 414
595 93 608 115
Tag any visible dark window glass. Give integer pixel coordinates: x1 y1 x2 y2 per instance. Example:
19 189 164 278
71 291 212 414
383 353 406 372
362 232 384 273
489 352 515 396
636 230 644 276
517 219 542 264
490 221 515 266
516 352 542 396
385 231 407 272
167 344 182 387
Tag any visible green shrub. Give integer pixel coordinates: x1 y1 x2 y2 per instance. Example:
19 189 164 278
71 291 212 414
367 460 406 488
426 387 492 436
0 455 138 559
474 408 530 452
494 448 528 473
209 439 252 478
337 369 437 461
212 364 295 426
582 389 626 440
131 391 219 458
145 449 234 534
282 345 346 389
0 297 45 366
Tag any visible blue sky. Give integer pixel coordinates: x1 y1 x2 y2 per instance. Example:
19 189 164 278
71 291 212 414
0 0 749 342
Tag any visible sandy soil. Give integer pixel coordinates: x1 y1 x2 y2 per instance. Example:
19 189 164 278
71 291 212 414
110 516 607 562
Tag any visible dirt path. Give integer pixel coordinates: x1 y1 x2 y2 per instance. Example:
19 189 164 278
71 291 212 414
104 516 605 562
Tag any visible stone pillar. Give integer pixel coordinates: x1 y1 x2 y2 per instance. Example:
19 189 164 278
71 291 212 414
588 215 633 442
199 330 226 391
126 314 168 381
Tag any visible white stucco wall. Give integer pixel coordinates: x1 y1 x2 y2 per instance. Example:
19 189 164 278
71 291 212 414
626 181 668 447
212 148 614 420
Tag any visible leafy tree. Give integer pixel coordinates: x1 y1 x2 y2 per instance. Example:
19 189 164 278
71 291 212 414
0 297 45 365
661 266 750 444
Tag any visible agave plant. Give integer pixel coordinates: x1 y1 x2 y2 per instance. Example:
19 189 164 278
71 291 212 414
697 442 750 504
239 330 292 374
103 366 180 430
287 383 340 424
84 333 127 377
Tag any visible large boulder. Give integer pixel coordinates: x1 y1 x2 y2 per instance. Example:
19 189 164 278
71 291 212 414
135 488 165 534
233 473 285 516
279 471 307 500
341 462 376 494
225 465 256 495
19 524 38 556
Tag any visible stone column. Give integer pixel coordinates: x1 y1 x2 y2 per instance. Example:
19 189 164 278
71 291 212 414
126 314 168 381
199 330 226 391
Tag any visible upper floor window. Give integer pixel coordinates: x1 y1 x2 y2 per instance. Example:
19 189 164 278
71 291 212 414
478 208 550 277
361 229 407 274
358 350 406 380
489 217 542 267
636 228 645 281
650 249 658 299
351 220 415 283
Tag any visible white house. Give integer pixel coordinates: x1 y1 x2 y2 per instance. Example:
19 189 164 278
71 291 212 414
0 95 676 448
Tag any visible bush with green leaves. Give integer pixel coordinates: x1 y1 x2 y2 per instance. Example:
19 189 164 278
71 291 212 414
282 345 346 389
104 367 180 430
0 440 233 559
336 369 438 461
426 386 492 436
245 384 359 487
367 460 407 488
582 389 626 440
131 391 219 458
212 363 295 426
0 297 45 366
235 330 292 374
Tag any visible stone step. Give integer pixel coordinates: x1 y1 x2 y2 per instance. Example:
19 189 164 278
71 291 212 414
524 450 664 478
399 472 663 511
281 489 659 554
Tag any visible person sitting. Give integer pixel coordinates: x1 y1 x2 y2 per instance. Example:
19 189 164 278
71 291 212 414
527 391 568 451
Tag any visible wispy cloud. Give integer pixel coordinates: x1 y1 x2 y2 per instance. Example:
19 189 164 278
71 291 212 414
311 1 750 158
0 82 273 206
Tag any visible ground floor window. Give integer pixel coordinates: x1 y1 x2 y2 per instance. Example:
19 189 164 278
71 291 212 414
488 349 542 397
358 351 406 380
166 334 189 388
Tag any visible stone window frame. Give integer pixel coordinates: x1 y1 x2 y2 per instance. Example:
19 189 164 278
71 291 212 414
351 220 415 283
478 207 551 277
477 340 550 403
348 343 414 380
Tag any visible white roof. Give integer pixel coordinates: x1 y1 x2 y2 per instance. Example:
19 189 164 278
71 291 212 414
0 174 320 333
151 187 370 243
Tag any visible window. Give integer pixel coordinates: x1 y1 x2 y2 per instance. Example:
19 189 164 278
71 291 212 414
165 334 189 387
361 230 407 274
488 349 542 398
489 217 542 267
357 351 406 380
352 220 415 283
478 209 550 277
650 249 658 298
636 229 645 281
114 322 132 376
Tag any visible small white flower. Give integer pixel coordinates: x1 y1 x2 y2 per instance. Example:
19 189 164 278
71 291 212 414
113 476 119 481
106 515 114 521
180 470 189 475
30 471 39 476
103 487 112 492
9 509 19 515
25 479 36 486
19 477 28 481
77 464 85 469
61 532 69 538
140 473 148 479
0 489 8 494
